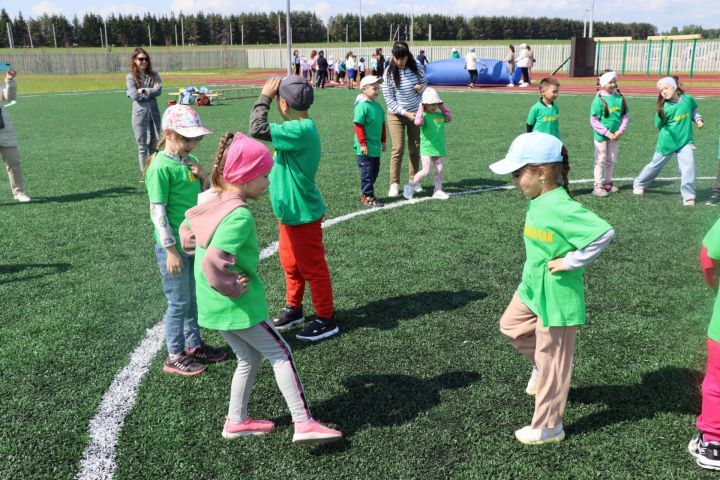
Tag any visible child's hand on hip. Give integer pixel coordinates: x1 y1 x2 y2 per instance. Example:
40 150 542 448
262 77 281 99
360 145 368 155
547 258 566 273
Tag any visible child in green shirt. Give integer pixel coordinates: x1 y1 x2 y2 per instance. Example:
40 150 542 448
353 75 387 207
179 131 342 444
249 75 338 342
403 87 453 200
489 132 614 445
526 77 560 139
590 70 629 197
633 76 704 205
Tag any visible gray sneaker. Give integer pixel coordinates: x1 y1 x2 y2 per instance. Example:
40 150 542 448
707 196 720 206
273 305 305 330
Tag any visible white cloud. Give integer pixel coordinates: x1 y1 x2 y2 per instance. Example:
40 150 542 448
169 0 237 14
31 1 63 16
87 3 150 18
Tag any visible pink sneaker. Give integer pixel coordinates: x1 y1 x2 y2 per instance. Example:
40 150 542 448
222 417 275 438
292 419 343 445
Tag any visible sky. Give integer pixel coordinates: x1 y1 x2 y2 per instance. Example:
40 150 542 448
5 0 720 34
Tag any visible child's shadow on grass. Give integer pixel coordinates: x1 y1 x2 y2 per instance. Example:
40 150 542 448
0 263 71 285
283 371 482 439
0 187 140 206
573 181 677 197
441 178 509 191
568 366 702 435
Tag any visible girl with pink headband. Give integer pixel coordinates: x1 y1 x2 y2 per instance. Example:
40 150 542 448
179 132 342 444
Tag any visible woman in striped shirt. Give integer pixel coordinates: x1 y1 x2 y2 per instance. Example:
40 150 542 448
381 41 426 197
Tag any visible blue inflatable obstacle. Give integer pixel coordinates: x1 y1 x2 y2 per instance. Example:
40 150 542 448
426 58 522 86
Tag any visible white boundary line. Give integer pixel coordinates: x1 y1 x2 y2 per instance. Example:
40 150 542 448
75 175 715 480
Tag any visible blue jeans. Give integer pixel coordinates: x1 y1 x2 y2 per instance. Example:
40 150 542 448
634 144 696 200
357 155 380 197
154 244 201 355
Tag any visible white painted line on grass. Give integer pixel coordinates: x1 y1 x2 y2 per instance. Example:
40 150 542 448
75 175 715 480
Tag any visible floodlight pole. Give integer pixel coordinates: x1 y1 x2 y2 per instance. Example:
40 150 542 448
148 25 152 47
174 23 178 46
286 0 292 76
99 27 103 48
27 23 33 48
229 22 232 45
241 24 244 45
589 0 595 39
6 22 13 49
104 19 108 48
181 15 185 47
359 0 362 53
52 23 57 48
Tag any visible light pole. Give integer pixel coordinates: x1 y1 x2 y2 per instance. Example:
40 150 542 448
588 0 595 39
286 0 292 76
359 0 362 54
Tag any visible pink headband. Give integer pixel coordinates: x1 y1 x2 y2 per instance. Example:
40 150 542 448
223 132 274 184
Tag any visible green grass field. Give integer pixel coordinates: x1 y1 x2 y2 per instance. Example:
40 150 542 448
1 86 719 479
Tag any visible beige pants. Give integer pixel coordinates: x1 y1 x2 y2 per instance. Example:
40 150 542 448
386 113 420 185
499 291 577 429
0 146 25 196
593 139 619 188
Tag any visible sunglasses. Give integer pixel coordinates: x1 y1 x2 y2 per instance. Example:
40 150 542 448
136 57 149 62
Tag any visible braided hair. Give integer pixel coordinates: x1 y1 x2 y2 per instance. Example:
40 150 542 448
210 132 235 190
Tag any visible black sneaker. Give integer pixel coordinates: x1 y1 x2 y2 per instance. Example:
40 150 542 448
273 305 305 330
367 197 384 207
296 316 340 341
707 195 720 206
163 352 207 376
689 432 720 470
187 342 228 363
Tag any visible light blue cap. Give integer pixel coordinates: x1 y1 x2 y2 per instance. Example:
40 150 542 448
489 132 564 175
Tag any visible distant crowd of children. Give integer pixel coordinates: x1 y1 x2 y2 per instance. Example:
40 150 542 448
129 40 720 474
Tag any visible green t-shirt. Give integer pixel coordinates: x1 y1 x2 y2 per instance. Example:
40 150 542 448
590 93 627 142
193 207 268 330
704 219 720 341
527 100 560 139
145 151 202 251
419 111 447 157
518 187 612 328
353 100 385 157
655 94 698 155
269 119 326 226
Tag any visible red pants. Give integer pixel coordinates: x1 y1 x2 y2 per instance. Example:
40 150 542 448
278 219 334 318
698 338 720 441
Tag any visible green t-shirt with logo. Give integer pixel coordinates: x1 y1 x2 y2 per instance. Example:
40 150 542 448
518 187 612 328
145 151 202 251
193 207 268 330
590 93 627 142
527 100 560 139
655 94 698 155
353 100 385 157
703 219 720 341
269 118 326 226
419 111 447 157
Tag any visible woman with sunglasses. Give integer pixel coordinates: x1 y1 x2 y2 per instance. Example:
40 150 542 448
127 47 162 172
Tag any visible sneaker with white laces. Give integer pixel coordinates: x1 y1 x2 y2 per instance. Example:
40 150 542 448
14 192 31 203
293 419 343 445
273 304 305 330
296 316 339 341
525 367 539 396
413 184 423 193
592 187 609 197
163 352 207 376
222 417 275 438
432 190 450 200
689 432 720 470
632 187 644 196
187 342 228 363
388 183 400 197
515 424 565 445
403 184 415 200
684 198 696 206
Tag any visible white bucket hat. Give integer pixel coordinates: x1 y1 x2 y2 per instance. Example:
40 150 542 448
421 87 442 105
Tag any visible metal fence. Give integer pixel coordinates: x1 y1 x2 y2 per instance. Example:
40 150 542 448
3 40 719 75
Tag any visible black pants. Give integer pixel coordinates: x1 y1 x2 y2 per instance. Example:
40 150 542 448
294 64 300 76
357 155 381 197
468 69 478 85
316 69 327 88
521 67 530 84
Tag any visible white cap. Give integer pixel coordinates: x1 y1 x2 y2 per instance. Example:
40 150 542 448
452 47 458 52
599 71 617 87
161 105 213 138
360 75 383 89
520 43 528 48
489 132 564 175
421 87 442 105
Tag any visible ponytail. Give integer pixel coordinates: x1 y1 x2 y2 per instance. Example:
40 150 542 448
559 146 572 198
210 132 235 190
143 135 167 177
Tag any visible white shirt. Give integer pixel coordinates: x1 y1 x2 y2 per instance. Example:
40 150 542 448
465 52 477 70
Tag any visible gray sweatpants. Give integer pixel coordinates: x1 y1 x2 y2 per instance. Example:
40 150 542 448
133 121 158 171
220 320 312 423
0 145 25 196
633 144 696 200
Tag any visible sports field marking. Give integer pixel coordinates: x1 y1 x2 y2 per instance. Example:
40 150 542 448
75 175 713 480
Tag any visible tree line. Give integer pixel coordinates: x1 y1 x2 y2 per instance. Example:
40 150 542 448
0 8 658 48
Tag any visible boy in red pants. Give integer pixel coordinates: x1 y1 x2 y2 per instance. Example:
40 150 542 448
249 75 338 341
690 218 720 470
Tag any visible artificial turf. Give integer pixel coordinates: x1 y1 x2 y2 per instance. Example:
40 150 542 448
1 85 719 479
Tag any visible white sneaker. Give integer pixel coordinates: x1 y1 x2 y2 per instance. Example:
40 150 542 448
515 424 565 445
14 193 31 203
525 367 539 396
388 183 400 197
402 184 414 200
506 83 515 88
632 187 644 196
520 82 530 88
413 184 423 193
432 190 450 200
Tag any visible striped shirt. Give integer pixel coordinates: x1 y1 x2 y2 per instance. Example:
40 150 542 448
381 61 425 116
